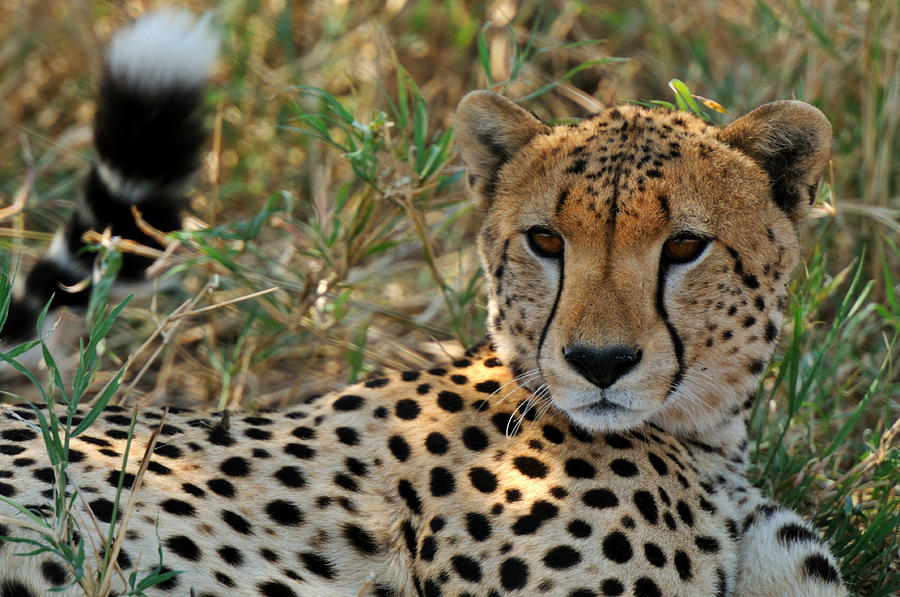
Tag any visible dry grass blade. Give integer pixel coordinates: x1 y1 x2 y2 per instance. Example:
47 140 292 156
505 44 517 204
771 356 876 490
96 407 168 596
820 415 900 501
0 167 34 222
82 229 167 261
115 276 221 406
837 200 900 234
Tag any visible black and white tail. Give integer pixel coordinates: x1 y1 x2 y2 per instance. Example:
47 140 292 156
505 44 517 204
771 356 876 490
3 11 218 344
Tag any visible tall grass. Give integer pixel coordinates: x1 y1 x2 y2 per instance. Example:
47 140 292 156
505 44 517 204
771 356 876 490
0 260 178 595
0 0 897 593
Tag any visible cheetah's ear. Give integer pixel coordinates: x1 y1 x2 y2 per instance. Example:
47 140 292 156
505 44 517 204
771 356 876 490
719 100 832 221
456 90 549 210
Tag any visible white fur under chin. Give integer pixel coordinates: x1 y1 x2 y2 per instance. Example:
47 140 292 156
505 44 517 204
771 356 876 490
107 10 219 90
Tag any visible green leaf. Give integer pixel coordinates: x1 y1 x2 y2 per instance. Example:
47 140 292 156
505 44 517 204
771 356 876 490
413 98 428 172
346 322 369 384
294 86 355 124
667 79 702 115
519 57 629 102
648 100 676 110
0 258 14 334
477 23 492 86
71 368 124 437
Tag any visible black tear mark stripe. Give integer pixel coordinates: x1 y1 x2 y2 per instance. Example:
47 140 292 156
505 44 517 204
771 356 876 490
537 254 566 371
655 259 685 396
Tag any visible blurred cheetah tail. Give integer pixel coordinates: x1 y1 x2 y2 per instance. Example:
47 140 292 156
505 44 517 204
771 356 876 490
2 10 218 344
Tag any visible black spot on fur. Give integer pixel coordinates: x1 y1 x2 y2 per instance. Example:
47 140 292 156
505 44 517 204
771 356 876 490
0 580 37 597
437 391 463 412
602 531 632 563
41 560 69 586
499 557 529 590
674 550 693 580
610 459 638 477
765 320 779 343
543 545 581 569
221 510 253 534
564 458 595 479
1 428 36 442
207 478 235 497
218 545 244 566
336 426 360 446
398 479 422 514
258 581 297 597
465 512 492 541
474 380 500 394
333 394 365 411
644 542 666 567
342 523 380 555
388 435 411 461
429 467 455 496
425 432 449 455
207 424 234 447
695 536 720 553
160 498 195 517
777 523 817 545
165 535 201 561
583 488 618 509
512 500 558 535
601 579 624 595
634 577 661 597
220 456 251 477
275 466 306 488
300 552 336 579
513 456 548 478
452 554 483 582
395 399 421 420
749 359 766 374
802 554 840 584
568 519 591 538
462 426 489 451
633 491 658 524
469 467 498 493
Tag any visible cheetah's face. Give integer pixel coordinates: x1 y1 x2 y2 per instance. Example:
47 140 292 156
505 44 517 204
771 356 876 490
457 92 831 434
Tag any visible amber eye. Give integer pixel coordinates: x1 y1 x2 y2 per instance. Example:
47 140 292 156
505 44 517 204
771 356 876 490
662 234 708 264
526 227 564 259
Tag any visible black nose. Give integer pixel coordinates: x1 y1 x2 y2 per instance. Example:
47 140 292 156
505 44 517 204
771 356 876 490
563 345 643 389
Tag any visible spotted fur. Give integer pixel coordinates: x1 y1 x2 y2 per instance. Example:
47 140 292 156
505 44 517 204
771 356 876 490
0 11 845 597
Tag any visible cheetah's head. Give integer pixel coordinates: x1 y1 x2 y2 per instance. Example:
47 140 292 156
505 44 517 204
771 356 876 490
456 91 831 435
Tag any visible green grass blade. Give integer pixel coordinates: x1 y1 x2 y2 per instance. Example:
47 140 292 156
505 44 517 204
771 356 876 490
477 23 492 86
668 79 702 115
519 57 629 102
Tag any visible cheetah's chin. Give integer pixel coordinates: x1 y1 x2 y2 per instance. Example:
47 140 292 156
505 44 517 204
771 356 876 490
559 390 651 432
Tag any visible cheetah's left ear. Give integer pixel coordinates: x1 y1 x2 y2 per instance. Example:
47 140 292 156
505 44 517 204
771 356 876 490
719 100 832 221
456 90 550 210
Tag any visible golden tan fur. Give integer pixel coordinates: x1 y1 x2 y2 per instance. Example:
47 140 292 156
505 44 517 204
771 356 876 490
456 92 831 435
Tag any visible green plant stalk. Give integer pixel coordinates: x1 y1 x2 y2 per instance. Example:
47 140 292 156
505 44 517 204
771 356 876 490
97 408 138 591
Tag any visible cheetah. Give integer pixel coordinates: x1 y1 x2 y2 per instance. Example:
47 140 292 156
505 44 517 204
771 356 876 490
0 10 847 597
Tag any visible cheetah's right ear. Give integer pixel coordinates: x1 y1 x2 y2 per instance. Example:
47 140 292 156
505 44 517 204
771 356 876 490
719 100 832 222
456 90 549 210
